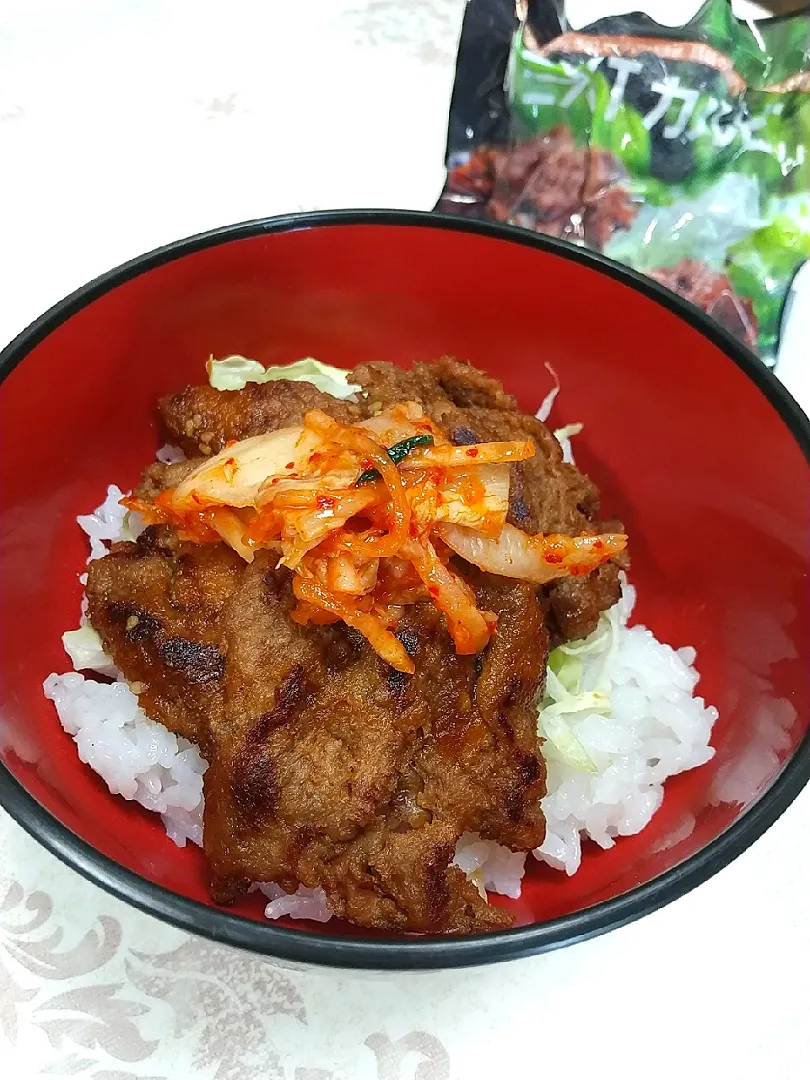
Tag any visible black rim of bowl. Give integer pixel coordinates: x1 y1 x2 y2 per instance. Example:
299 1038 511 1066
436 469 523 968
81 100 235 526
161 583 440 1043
1 209 809 971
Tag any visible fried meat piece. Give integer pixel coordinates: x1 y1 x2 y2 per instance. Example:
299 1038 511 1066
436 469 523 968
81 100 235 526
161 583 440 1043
204 557 415 898
85 357 625 933
85 526 243 747
355 356 626 641
134 459 199 500
158 379 365 458
356 356 598 534
202 560 546 933
151 357 625 642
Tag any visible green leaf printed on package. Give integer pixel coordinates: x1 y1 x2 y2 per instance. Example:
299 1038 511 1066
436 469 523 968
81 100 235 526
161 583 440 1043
502 0 810 364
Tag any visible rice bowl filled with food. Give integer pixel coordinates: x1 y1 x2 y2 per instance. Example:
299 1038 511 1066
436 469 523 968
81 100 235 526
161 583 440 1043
2 211 807 970
43 352 717 934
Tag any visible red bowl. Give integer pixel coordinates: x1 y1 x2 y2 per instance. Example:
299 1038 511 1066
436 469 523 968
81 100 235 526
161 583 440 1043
1 211 808 970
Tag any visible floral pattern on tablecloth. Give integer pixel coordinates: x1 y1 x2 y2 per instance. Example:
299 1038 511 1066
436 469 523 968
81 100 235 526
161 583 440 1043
0 816 454 1079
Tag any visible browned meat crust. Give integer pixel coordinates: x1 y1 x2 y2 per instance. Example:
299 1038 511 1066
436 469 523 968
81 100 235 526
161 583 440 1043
355 356 626 642
207 559 546 931
159 380 364 458
356 355 598 535
134 459 200 500
86 357 626 933
85 527 243 748
87 543 545 933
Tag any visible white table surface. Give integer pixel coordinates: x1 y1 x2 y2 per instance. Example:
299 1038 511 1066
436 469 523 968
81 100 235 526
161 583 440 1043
1 3 808 1078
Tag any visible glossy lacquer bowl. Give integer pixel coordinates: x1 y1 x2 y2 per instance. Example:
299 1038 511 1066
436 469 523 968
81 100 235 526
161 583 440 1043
0 211 808 970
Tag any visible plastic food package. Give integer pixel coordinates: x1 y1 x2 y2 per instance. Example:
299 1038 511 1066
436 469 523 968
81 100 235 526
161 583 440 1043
437 0 810 365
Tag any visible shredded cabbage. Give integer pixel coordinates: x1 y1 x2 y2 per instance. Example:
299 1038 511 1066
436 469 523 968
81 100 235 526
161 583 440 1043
534 363 581 464
552 422 582 465
553 422 583 443
537 603 621 773
62 623 118 677
207 355 360 399
535 361 560 421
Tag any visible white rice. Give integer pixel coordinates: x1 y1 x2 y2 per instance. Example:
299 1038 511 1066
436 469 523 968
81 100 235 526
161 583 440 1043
453 833 526 899
43 672 207 848
155 443 187 465
44 479 717 921
533 580 717 875
256 882 332 923
76 484 142 561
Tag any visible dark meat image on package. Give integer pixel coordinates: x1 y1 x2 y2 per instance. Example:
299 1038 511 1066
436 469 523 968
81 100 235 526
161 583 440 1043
439 127 639 251
649 260 758 352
